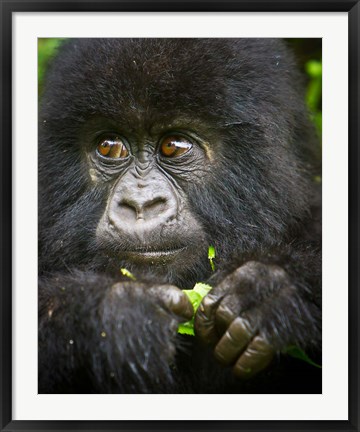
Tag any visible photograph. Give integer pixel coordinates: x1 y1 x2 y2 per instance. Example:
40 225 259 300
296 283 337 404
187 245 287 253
38 37 322 395
1 2 358 431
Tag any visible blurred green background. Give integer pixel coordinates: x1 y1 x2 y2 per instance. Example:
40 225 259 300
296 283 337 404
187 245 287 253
287 38 322 137
38 38 322 138
38 38 66 92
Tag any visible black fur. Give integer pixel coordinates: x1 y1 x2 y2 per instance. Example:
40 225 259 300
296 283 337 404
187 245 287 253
39 38 321 393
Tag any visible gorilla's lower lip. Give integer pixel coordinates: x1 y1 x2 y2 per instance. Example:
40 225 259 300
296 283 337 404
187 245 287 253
122 247 187 262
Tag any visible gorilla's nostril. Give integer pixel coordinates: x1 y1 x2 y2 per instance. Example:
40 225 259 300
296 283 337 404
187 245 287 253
139 197 167 220
148 197 166 207
117 201 138 219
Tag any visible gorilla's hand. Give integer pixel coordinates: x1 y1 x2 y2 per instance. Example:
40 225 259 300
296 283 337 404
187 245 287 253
194 261 309 379
39 273 193 393
108 280 194 326
102 280 192 348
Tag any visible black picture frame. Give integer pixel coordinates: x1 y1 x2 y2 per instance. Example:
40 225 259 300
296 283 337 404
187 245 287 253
1 1 359 431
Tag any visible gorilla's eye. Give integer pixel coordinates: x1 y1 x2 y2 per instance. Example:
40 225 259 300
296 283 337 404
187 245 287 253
97 137 129 159
160 136 192 158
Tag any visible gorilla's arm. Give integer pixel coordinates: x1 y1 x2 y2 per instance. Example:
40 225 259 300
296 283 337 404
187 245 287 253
38 271 193 393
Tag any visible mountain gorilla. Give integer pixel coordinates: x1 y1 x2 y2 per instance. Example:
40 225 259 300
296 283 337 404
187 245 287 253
38 38 322 394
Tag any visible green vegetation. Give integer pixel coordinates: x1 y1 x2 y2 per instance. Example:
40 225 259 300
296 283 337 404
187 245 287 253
38 38 66 95
208 245 216 271
283 345 322 368
178 282 213 336
305 59 322 136
120 268 136 280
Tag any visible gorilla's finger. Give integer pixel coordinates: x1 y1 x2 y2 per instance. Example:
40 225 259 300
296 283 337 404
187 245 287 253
194 293 222 345
214 294 241 336
149 284 194 320
233 335 274 379
214 267 250 295
213 316 256 365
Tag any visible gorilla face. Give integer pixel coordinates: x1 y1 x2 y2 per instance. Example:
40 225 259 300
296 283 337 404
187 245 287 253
92 126 209 279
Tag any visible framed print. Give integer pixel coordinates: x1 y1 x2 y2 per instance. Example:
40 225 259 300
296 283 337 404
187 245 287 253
1 1 359 431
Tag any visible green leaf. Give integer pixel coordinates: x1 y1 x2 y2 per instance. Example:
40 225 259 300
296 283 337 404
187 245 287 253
208 245 216 259
193 282 213 299
178 283 213 336
182 289 203 311
283 346 322 368
208 245 216 271
120 268 136 280
178 320 195 336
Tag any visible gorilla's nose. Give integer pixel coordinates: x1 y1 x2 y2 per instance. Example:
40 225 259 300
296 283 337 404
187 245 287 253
108 170 178 232
117 195 171 222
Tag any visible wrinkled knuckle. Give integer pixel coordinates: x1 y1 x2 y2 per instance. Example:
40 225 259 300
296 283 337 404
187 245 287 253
197 294 219 318
194 307 208 328
253 334 274 351
201 293 217 308
194 315 216 343
233 316 254 337
216 303 236 323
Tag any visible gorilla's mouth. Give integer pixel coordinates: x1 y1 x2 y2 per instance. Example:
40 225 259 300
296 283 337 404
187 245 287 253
121 246 188 263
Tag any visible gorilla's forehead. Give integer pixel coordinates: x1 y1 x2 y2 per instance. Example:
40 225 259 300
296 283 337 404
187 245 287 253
45 38 292 133
60 39 232 116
